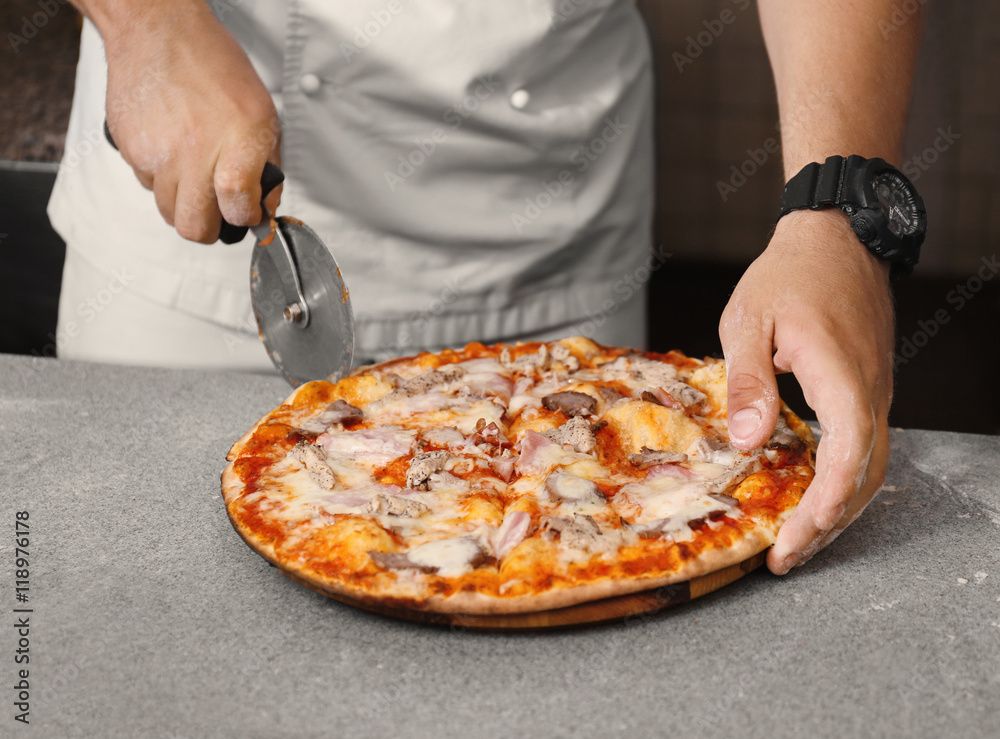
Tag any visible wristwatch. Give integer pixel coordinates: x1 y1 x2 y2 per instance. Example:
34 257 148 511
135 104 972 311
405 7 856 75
776 155 927 280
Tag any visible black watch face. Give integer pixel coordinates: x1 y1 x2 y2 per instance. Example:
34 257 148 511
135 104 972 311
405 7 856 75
873 171 921 237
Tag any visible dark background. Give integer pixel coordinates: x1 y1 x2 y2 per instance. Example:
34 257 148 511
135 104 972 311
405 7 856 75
636 0 1000 434
2 0 998 433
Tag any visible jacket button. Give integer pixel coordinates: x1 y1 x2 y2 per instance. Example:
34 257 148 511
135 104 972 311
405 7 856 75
299 73 322 95
510 89 530 109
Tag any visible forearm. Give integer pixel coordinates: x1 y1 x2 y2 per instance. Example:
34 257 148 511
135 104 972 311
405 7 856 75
758 0 922 178
68 0 216 53
730 2 909 573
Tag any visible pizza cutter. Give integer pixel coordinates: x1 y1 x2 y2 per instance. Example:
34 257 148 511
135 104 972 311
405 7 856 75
103 123 355 385
249 164 356 387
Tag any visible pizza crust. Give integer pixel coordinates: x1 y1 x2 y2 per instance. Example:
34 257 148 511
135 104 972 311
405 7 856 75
221 339 816 618
225 456 777 615
290 528 772 616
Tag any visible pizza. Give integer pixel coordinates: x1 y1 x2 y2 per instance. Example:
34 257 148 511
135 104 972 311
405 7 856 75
222 337 815 616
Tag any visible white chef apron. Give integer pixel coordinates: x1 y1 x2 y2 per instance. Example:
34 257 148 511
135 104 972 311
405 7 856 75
49 0 655 370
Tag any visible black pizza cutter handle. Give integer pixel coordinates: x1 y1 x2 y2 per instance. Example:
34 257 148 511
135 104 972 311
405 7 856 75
103 120 284 244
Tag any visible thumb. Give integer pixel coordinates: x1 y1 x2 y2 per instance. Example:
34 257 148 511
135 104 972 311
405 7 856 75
721 323 781 450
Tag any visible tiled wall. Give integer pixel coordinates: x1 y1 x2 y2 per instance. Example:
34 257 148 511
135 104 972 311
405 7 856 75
638 0 1000 277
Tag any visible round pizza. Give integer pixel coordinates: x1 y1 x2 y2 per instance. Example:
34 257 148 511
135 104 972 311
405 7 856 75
222 337 816 617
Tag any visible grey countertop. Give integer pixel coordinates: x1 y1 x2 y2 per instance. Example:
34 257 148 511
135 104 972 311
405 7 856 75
2 353 999 738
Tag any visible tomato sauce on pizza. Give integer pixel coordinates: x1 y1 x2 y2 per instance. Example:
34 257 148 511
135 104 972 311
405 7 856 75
222 337 815 615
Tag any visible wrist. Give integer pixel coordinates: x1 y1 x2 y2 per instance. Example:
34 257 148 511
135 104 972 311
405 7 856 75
776 156 925 281
771 209 892 283
83 0 217 58
774 207 852 236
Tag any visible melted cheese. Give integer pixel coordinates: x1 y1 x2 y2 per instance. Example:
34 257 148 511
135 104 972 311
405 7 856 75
508 392 540 416
426 471 471 495
421 426 466 449
564 369 604 383
452 358 507 375
544 473 607 517
371 390 453 416
636 481 722 522
687 461 727 479
369 391 504 435
318 427 417 470
563 459 609 481
256 464 368 522
407 537 482 578
507 372 579 416
548 473 598 501
528 440 591 475
616 473 740 538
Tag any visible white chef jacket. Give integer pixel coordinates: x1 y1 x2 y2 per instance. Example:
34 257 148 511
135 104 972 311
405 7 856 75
49 0 654 366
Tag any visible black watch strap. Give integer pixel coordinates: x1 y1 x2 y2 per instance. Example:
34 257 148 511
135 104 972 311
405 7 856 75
777 155 926 282
777 155 861 220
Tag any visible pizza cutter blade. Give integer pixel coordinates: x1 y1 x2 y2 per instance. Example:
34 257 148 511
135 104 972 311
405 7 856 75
250 209 355 387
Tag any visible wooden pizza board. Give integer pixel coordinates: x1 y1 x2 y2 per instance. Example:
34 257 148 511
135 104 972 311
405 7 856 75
280 550 768 631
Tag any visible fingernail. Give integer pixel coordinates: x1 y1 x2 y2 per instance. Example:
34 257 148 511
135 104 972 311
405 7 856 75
730 407 761 442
